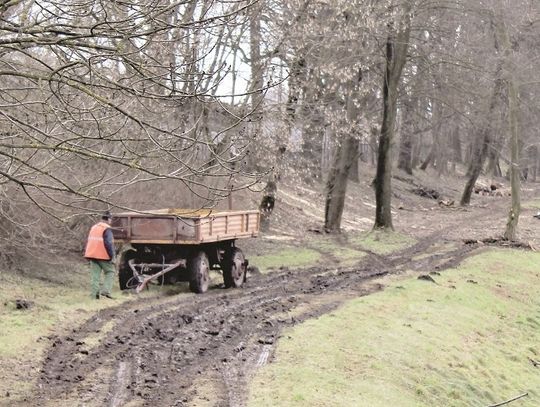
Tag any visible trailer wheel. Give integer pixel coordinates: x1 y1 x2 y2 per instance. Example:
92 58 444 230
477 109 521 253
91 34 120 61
223 247 246 288
118 253 135 290
189 251 210 294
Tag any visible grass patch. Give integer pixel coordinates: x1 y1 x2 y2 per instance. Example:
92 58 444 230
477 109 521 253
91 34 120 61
250 231 416 273
0 266 130 357
350 230 416 254
80 320 116 353
305 237 367 267
250 248 321 273
3 279 90 354
248 249 540 407
0 262 132 402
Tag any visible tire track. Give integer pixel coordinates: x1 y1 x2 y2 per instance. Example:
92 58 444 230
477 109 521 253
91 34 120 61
29 230 482 407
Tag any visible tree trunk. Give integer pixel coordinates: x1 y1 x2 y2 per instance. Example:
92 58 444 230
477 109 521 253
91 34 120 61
495 5 521 240
374 7 411 230
324 68 363 232
249 2 264 109
461 13 505 207
348 149 360 182
259 145 287 231
300 116 325 182
450 124 461 174
460 77 502 206
246 0 264 172
436 130 449 177
369 127 378 166
419 144 434 171
324 136 359 233
397 96 415 175
300 73 325 182
430 87 446 175
529 146 538 182
411 130 423 169
397 128 413 175
503 78 520 240
459 132 489 206
286 56 306 120
486 127 503 177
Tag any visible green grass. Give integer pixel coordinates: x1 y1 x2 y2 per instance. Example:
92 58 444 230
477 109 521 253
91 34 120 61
249 231 416 273
411 241 459 262
350 230 416 254
0 265 130 357
305 237 366 267
250 248 322 273
248 249 540 407
0 260 181 401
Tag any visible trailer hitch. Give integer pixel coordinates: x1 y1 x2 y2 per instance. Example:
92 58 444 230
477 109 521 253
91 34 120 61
128 259 186 293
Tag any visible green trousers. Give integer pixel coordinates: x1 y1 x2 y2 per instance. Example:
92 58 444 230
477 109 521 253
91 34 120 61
89 259 116 298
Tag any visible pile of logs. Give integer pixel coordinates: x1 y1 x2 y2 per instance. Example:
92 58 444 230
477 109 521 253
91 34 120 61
473 181 509 197
411 187 440 200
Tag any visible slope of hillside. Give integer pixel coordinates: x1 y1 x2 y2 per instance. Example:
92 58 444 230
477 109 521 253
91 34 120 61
1 168 540 406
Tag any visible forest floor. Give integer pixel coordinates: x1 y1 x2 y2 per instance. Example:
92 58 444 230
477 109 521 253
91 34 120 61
2 168 540 407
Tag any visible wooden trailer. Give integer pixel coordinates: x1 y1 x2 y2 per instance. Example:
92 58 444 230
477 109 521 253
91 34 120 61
111 209 260 293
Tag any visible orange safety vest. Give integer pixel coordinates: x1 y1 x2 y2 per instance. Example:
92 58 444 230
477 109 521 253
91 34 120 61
84 222 112 260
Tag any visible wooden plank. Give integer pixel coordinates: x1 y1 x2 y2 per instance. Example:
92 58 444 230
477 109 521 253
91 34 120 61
112 209 260 244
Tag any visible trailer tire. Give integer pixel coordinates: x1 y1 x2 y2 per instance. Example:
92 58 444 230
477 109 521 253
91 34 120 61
118 252 136 290
119 267 131 291
223 247 246 288
189 251 210 294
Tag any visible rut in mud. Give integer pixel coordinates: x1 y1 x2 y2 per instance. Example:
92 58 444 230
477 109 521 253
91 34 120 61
29 231 481 407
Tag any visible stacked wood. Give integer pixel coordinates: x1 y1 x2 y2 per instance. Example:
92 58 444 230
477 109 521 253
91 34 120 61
473 181 510 196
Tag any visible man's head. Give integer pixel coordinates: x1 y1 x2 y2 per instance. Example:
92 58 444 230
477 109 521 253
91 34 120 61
101 211 112 223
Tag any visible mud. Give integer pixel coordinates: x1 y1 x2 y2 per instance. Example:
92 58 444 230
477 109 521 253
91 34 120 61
22 235 475 406
15 191 540 407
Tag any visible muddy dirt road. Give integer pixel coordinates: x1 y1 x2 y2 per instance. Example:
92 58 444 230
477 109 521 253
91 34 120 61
16 195 540 407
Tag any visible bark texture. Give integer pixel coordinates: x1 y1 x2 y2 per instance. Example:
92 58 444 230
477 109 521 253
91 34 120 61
495 4 521 240
324 71 362 233
374 7 411 230
459 77 502 206
324 136 359 233
397 96 415 175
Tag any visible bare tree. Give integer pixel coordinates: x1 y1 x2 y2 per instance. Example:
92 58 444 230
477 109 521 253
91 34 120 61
374 2 412 230
0 0 272 260
493 1 521 240
324 75 362 233
460 70 504 206
0 1 264 218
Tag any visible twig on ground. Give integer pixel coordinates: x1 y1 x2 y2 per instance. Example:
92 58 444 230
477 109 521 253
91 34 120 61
487 392 528 407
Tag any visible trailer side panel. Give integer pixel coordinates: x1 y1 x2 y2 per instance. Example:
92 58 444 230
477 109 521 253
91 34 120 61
112 210 259 244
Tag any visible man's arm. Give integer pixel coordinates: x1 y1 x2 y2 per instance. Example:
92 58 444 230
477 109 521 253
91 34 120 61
103 228 116 260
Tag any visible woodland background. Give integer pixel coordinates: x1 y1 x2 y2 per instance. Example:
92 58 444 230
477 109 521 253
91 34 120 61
0 0 539 264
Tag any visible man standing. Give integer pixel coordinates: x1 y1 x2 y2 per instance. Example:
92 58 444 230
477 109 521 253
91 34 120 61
84 211 116 299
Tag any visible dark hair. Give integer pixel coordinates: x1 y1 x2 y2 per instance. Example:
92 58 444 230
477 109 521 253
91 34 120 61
101 211 112 220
